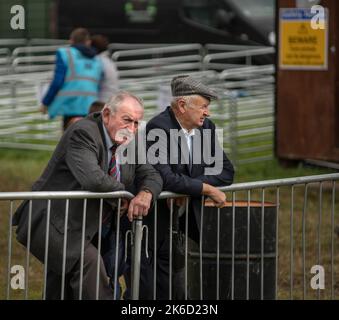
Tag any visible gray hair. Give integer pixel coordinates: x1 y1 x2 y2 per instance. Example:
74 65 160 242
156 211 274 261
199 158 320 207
170 95 200 109
104 91 144 114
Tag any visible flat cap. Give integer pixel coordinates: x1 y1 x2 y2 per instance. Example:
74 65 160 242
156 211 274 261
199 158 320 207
171 75 218 100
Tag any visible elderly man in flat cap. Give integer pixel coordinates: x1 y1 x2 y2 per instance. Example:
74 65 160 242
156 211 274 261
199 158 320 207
130 75 234 300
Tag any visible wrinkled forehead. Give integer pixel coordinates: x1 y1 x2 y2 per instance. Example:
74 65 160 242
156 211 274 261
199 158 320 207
189 95 210 107
116 98 144 119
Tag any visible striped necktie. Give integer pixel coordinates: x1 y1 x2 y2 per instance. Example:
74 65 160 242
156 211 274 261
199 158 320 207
102 144 119 229
109 144 118 179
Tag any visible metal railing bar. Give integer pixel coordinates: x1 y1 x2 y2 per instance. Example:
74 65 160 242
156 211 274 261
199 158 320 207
42 199 51 300
153 201 158 300
331 181 336 299
61 199 69 300
113 198 122 300
302 184 308 300
24 200 32 300
169 199 173 300
231 192 235 300
290 185 294 300
216 206 220 300
6 201 14 300
0 191 134 200
185 198 189 300
199 196 204 300
261 188 265 300
78 198 87 300
246 190 251 300
317 182 323 300
95 198 104 300
275 187 280 300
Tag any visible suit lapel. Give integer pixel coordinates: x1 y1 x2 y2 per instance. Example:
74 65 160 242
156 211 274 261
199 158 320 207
93 113 109 172
168 108 191 175
190 128 201 177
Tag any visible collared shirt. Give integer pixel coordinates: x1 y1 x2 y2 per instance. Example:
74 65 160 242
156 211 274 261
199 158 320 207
102 123 120 181
175 116 195 155
174 116 194 216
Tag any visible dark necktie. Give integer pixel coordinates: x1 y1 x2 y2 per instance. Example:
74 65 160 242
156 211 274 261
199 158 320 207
102 144 119 232
109 144 118 179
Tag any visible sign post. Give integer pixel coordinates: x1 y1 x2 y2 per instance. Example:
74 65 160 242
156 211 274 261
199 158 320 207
279 7 328 70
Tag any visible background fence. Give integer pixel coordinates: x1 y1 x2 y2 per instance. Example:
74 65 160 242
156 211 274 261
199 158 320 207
0 41 275 165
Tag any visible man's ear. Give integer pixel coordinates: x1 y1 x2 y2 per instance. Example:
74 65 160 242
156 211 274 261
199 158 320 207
177 99 186 114
102 107 111 124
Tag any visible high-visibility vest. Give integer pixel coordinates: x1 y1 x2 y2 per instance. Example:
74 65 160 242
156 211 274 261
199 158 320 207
48 47 102 119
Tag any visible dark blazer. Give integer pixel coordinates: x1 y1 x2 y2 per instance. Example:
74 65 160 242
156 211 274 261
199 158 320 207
12 112 163 275
145 106 234 241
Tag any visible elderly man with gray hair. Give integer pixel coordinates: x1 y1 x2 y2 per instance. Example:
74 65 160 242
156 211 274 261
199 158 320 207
140 75 235 299
13 91 163 300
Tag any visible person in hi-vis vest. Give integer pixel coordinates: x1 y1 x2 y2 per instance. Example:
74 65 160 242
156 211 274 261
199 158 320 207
41 28 103 131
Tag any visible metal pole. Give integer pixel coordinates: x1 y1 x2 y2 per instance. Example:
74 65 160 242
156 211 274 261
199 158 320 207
113 198 122 300
246 190 251 300
131 215 143 300
169 199 173 300
79 199 87 300
42 199 51 300
61 199 69 300
331 181 335 300
95 199 103 300
199 196 205 300
275 187 280 300
261 188 265 300
216 207 220 300
25 200 32 300
153 201 157 300
317 182 323 300
231 192 235 300
185 198 189 300
290 185 294 300
302 184 308 299
6 201 14 300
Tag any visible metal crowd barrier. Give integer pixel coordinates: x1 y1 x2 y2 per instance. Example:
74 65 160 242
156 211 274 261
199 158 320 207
143 173 338 300
0 173 338 300
0 43 275 164
0 190 134 300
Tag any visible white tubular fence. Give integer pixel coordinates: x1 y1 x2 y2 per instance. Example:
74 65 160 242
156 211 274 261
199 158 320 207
0 42 275 163
0 173 338 300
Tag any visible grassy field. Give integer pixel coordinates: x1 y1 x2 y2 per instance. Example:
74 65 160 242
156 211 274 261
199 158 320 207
0 148 338 300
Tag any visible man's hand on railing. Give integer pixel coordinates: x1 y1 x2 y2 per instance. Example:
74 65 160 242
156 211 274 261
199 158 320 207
202 183 226 208
127 190 153 222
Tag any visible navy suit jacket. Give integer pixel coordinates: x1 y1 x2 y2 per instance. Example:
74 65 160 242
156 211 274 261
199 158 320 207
145 106 234 241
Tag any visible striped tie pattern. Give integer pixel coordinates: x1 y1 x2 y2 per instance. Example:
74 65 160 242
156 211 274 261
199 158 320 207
102 144 119 227
109 144 118 179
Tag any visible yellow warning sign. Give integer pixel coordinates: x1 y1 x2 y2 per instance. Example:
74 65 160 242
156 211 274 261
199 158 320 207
279 8 328 70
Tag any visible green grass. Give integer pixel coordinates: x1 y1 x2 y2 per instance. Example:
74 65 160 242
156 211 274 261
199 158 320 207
0 148 338 300
0 149 52 192
235 158 334 183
